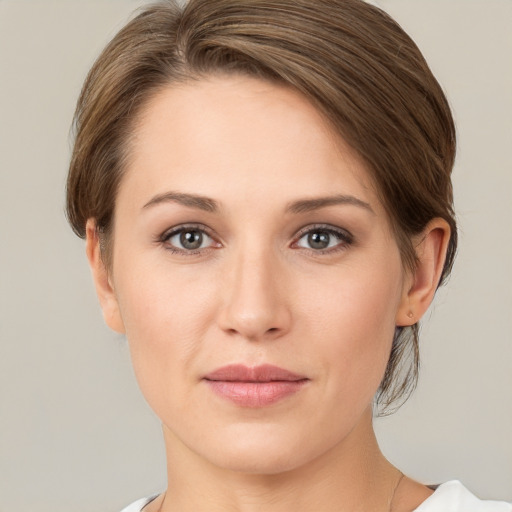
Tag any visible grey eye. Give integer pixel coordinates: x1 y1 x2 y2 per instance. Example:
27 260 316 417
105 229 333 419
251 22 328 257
306 231 331 249
296 228 350 251
180 230 203 250
167 229 212 251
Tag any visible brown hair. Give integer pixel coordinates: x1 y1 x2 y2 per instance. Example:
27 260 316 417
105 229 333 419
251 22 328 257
66 0 457 414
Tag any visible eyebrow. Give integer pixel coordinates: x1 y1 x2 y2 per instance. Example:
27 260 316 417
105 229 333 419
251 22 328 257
143 191 219 212
286 195 375 215
142 191 374 215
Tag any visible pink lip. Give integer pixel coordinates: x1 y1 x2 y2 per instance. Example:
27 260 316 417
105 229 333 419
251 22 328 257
203 364 308 407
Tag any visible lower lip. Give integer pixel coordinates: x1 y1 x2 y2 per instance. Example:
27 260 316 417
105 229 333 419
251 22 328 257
205 380 307 407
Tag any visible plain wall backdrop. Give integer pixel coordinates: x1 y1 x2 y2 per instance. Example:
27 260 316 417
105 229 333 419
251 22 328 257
0 1 511 510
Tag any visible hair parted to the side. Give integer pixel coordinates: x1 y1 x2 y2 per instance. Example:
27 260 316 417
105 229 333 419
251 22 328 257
66 0 457 414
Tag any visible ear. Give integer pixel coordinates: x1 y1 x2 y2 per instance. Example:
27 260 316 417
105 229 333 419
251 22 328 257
85 219 125 334
395 218 451 327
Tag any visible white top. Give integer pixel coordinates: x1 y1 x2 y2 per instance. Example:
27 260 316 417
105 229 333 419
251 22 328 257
120 481 512 512
414 481 511 512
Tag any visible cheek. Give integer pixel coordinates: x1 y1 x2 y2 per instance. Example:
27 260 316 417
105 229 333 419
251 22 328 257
301 259 402 335
116 255 215 335
112 260 218 409
298 260 403 393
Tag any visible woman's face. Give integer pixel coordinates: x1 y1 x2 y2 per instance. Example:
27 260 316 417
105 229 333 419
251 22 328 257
102 76 412 473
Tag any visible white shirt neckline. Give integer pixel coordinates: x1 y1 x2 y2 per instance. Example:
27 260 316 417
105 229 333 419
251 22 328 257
121 481 512 512
412 480 511 511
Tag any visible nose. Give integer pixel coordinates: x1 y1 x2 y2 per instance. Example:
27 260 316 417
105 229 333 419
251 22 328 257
217 247 292 342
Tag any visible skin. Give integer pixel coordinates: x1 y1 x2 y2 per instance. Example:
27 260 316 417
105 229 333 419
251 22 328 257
87 76 450 512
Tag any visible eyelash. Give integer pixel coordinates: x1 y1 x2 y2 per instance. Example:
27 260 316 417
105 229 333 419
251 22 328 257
292 224 354 255
158 224 219 255
157 223 354 255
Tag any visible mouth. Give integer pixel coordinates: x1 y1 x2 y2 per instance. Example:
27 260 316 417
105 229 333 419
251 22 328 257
203 364 309 407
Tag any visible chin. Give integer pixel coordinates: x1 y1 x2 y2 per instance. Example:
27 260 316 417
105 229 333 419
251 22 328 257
189 421 339 476
210 442 308 475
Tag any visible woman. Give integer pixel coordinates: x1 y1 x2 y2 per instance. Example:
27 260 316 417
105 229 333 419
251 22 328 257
66 0 511 511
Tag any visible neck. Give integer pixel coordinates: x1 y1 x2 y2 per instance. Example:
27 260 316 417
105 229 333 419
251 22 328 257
155 407 402 512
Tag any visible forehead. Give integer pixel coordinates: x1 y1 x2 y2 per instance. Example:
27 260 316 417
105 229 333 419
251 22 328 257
120 75 380 214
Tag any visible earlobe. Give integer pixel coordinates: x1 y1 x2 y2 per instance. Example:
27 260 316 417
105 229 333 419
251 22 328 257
396 218 451 327
85 219 126 334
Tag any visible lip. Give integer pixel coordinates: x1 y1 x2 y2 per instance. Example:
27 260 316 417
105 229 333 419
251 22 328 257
203 364 309 408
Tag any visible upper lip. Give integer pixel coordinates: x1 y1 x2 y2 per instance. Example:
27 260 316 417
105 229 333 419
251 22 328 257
204 364 307 382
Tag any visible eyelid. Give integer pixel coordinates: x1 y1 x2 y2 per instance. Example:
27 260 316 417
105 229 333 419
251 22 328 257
160 223 213 240
293 223 353 241
158 223 221 252
156 222 353 255
291 223 354 252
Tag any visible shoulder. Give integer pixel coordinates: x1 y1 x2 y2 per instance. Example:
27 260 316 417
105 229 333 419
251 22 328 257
413 481 512 512
120 495 159 512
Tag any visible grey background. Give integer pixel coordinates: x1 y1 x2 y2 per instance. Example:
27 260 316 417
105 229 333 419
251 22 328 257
1 1 511 510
